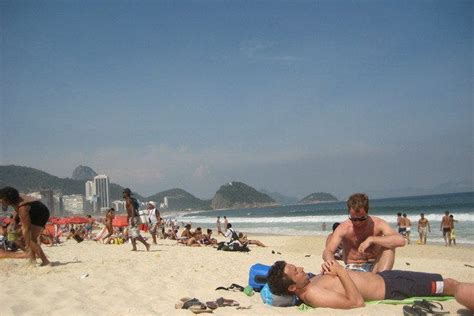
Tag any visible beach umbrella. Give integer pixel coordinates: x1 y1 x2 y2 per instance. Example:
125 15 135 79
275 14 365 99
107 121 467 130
112 215 128 227
66 216 91 224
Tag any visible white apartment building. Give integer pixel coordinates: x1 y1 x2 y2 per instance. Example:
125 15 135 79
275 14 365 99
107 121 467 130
94 175 110 213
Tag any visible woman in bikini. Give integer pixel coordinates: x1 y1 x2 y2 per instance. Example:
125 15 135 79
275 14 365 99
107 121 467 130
0 186 51 266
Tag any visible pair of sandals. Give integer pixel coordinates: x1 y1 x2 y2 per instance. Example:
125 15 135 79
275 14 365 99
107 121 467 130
403 300 450 316
175 297 240 314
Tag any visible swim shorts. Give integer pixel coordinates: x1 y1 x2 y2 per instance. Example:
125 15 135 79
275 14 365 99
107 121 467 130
442 227 451 237
128 217 141 238
345 262 374 272
378 270 443 300
419 226 427 237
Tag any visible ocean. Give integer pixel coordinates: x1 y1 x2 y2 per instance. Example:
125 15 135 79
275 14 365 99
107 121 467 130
174 192 474 245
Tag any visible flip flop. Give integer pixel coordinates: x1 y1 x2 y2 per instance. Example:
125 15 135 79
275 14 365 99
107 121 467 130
216 297 240 307
412 300 450 315
189 305 213 314
205 301 218 310
403 305 423 316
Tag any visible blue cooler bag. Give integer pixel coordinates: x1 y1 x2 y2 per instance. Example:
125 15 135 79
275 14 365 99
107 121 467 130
248 263 270 292
260 283 300 307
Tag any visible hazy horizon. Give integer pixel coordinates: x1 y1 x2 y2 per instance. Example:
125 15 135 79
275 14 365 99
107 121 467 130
1 1 472 200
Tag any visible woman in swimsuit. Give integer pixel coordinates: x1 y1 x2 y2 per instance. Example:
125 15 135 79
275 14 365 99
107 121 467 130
0 186 51 266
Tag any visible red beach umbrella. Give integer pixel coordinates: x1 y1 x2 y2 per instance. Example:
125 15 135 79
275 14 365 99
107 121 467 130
112 215 128 227
66 216 91 224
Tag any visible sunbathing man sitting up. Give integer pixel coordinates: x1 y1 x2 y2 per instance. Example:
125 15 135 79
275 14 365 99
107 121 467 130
267 259 474 311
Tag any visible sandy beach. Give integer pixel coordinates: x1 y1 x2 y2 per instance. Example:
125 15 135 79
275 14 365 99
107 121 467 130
2 232 473 315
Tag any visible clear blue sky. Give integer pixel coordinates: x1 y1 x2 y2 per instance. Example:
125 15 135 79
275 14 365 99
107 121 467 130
1 0 472 199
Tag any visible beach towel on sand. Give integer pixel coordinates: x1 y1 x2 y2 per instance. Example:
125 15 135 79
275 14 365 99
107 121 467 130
296 296 454 311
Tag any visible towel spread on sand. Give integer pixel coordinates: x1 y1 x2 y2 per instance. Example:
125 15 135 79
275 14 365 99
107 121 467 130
297 296 454 311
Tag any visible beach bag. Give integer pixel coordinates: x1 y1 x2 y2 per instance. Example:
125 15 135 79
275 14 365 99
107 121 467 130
248 263 270 292
260 283 300 307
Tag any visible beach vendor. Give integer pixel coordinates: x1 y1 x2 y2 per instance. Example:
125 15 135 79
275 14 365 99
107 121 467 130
323 193 406 272
0 186 51 266
267 259 474 311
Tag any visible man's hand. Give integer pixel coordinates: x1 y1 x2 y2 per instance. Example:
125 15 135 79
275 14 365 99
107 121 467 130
358 236 373 253
321 259 344 276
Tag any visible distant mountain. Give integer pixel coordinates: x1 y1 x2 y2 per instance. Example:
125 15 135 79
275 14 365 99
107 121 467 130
147 188 211 211
211 181 276 209
299 192 338 204
0 165 144 201
260 189 298 205
71 165 97 181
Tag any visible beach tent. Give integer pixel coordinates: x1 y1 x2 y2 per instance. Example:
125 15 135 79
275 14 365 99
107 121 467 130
112 215 128 227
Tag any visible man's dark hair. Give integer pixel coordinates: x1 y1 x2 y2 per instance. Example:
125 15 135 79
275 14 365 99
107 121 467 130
332 222 340 232
347 193 369 213
403 213 407 217
0 186 21 205
123 188 132 196
227 223 232 229
267 261 295 296
397 212 402 216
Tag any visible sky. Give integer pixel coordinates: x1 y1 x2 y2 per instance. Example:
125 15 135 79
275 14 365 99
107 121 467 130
1 0 472 200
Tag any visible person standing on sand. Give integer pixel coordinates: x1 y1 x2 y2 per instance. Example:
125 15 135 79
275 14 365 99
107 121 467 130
123 188 150 251
417 213 430 244
216 216 223 236
403 213 411 244
441 211 452 247
147 202 160 244
323 193 406 273
0 186 51 266
223 216 228 230
449 214 457 246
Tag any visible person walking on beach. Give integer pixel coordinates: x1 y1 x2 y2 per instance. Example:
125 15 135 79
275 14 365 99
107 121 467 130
403 213 411 244
396 213 403 234
99 207 115 243
441 211 452 246
417 213 430 244
123 188 150 251
323 193 406 273
147 202 160 244
449 214 457 246
0 186 51 266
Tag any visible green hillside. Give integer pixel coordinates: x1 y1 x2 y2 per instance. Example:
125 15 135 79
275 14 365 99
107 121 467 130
211 181 276 209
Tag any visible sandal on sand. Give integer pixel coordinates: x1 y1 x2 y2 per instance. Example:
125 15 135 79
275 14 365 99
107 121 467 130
205 301 218 310
175 298 207 310
403 305 424 316
216 297 240 307
189 305 213 314
412 300 450 315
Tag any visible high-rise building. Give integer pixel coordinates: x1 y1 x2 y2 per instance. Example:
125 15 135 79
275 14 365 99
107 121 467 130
94 175 110 212
85 180 95 201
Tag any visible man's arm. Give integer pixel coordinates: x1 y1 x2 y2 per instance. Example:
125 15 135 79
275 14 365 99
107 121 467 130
323 227 344 261
358 220 405 253
306 260 364 309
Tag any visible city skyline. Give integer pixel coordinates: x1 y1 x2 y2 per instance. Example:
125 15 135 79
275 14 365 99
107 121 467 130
1 1 472 199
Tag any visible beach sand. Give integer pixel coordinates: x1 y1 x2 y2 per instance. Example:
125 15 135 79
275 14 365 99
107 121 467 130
2 233 473 315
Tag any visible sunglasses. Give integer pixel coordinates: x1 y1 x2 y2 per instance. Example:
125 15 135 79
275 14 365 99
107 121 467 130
349 215 368 222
